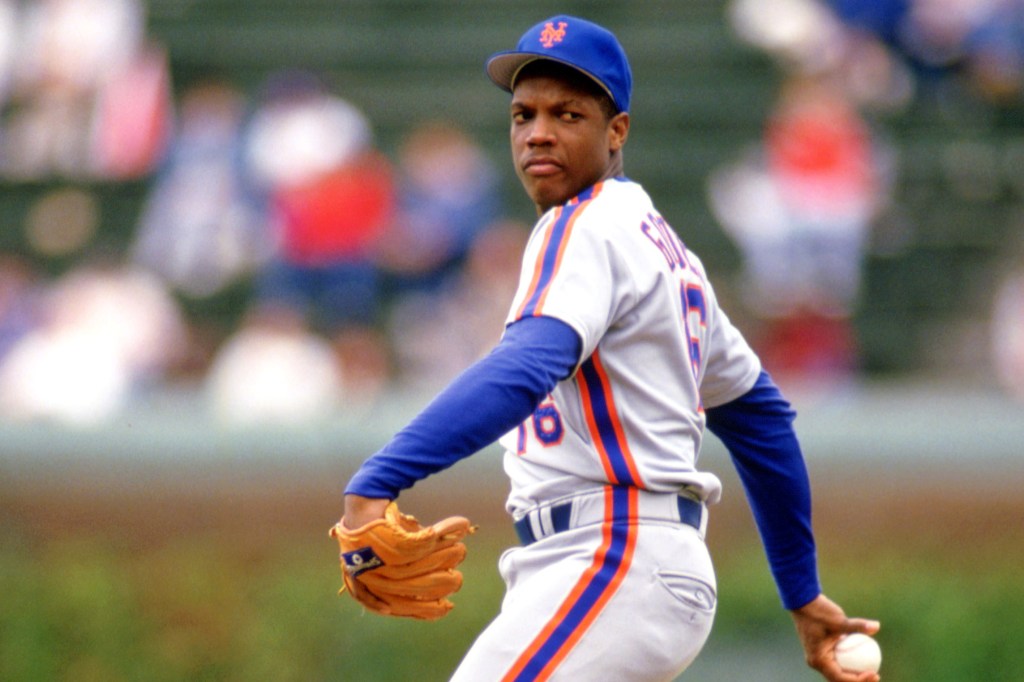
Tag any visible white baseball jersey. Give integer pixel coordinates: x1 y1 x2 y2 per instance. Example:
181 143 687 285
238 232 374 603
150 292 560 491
453 177 762 682
498 177 761 516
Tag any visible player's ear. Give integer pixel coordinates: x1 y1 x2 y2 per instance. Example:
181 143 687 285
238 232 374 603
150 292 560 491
608 112 629 153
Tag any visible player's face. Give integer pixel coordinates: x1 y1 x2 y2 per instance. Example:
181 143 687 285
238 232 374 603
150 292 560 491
510 74 629 214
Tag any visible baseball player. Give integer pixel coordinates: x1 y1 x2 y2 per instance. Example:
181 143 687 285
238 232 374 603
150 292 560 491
338 15 881 682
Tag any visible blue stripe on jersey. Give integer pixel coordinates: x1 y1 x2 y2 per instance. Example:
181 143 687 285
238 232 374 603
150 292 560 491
512 486 634 681
579 357 639 488
518 184 599 319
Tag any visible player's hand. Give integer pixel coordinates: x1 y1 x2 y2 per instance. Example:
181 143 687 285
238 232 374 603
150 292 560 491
339 494 400 615
790 593 881 682
343 494 391 528
330 497 475 620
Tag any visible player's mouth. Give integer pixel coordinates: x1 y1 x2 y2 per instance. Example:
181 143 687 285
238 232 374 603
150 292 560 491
523 157 563 176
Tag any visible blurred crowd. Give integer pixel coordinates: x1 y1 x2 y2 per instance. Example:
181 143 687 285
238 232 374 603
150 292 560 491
0 0 167 181
1 0 1024 427
729 0 1024 108
716 0 1024 392
0 0 529 425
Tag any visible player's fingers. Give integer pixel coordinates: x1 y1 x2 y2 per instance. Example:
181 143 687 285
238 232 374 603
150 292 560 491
807 641 858 682
809 639 881 682
430 516 475 546
844 618 881 635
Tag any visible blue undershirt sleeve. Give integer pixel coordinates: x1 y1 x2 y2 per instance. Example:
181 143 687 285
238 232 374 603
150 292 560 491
344 315 581 500
705 370 822 610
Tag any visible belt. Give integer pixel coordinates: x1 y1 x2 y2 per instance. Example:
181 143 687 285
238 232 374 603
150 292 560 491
513 488 705 546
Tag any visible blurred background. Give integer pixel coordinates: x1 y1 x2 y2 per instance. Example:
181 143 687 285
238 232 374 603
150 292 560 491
0 0 1022 680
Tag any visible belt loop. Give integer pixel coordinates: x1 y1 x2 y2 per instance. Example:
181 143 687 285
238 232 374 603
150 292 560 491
513 515 535 545
675 496 703 534
532 507 549 540
551 502 572 534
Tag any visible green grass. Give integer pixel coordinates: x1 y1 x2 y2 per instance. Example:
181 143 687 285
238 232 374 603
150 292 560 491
0 529 507 682
2 527 1023 681
711 544 1024 682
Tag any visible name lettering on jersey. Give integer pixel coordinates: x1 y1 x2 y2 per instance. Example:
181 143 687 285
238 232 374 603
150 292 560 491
640 213 690 271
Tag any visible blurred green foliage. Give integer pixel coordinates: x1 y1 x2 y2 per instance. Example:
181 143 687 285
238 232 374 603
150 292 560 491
3 526 1023 682
714 544 1024 682
0 530 506 682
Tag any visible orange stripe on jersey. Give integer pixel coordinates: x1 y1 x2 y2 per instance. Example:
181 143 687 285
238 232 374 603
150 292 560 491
533 488 639 679
578 350 645 488
514 182 604 320
515 207 562 320
576 360 618 483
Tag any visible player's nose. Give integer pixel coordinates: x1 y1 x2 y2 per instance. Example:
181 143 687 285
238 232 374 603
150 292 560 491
525 115 556 146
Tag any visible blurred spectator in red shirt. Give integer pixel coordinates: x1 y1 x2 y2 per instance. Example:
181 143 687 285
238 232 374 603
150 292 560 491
376 120 501 299
204 72 396 409
244 72 394 335
708 75 892 386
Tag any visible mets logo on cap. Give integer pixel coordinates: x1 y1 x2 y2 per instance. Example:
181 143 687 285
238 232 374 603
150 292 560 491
539 21 567 48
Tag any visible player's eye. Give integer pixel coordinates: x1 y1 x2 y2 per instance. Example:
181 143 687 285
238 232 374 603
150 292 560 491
511 110 531 123
561 111 582 122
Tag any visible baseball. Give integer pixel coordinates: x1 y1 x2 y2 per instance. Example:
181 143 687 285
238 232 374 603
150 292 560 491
834 633 882 673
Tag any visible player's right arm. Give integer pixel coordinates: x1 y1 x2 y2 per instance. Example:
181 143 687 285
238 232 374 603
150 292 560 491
344 315 581 500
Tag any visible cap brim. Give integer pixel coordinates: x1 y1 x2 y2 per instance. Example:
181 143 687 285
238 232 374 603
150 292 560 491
486 52 542 92
485 51 616 106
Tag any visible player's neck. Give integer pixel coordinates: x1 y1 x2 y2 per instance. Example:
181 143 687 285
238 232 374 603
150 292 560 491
602 149 625 182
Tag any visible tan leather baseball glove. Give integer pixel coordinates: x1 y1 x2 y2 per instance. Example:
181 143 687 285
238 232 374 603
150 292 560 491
328 501 475 620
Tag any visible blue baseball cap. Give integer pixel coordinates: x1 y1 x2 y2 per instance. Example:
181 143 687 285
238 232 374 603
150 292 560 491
486 15 632 113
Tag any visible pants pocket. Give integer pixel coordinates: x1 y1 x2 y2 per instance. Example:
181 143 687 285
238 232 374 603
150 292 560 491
654 570 717 614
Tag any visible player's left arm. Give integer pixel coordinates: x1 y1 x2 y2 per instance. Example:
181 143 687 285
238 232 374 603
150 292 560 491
790 594 881 682
705 369 820 608
705 370 880 682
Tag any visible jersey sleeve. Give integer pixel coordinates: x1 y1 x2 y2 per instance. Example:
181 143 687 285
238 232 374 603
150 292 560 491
705 369 821 610
344 316 581 499
506 188 633 361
